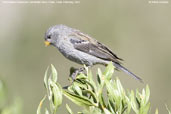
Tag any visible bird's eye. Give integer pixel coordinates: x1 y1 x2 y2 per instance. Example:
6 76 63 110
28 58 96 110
47 35 51 39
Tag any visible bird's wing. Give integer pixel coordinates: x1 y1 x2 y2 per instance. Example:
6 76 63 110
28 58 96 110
69 31 123 64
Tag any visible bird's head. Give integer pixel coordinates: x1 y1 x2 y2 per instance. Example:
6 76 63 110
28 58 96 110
44 24 71 47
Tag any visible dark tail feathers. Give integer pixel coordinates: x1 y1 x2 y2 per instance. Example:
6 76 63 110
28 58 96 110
113 63 143 83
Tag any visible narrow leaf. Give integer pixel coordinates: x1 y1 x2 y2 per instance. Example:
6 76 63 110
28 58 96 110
51 64 58 82
166 104 171 114
66 104 74 114
37 95 46 114
44 67 49 90
63 90 97 107
51 82 62 110
45 108 49 114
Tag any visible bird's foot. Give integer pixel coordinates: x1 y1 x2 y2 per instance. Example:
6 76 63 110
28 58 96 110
70 67 85 81
64 66 89 89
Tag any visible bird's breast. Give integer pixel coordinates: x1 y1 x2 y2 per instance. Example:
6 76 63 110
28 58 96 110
57 41 108 66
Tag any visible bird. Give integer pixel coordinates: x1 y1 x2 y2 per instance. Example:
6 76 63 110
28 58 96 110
44 24 143 82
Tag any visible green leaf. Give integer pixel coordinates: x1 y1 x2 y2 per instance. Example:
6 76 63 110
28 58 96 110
66 104 74 114
136 85 150 114
84 80 96 93
103 108 112 114
125 96 131 114
130 90 138 113
87 70 97 92
98 93 106 110
155 108 158 114
116 78 124 97
103 62 114 80
105 80 119 104
37 95 46 114
107 100 115 113
72 83 82 96
166 104 171 114
145 85 150 105
44 66 49 90
76 73 87 80
45 108 49 114
48 78 53 100
51 82 62 110
97 68 103 85
71 81 87 90
141 103 150 114
83 107 102 114
51 64 58 82
82 89 97 103
63 90 97 107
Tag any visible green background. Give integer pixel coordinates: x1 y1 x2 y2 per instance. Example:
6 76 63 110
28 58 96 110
0 0 171 113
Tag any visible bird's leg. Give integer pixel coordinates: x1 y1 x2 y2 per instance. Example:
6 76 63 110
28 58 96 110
70 67 85 80
63 67 85 89
63 66 90 89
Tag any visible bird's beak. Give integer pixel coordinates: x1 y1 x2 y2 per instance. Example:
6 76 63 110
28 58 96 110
44 41 50 47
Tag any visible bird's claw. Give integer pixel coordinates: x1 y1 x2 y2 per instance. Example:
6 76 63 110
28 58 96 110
70 67 85 81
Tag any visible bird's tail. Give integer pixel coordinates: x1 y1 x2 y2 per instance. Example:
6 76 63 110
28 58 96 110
113 63 143 83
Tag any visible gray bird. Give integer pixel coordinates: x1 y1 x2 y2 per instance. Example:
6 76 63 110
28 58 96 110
44 24 143 82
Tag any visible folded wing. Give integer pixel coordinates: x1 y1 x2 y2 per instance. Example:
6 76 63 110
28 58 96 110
69 31 123 64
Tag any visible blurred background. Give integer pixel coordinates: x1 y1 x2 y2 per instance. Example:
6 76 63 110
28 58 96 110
0 0 171 113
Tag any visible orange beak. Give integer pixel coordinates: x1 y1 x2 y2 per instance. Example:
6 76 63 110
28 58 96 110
44 41 50 46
